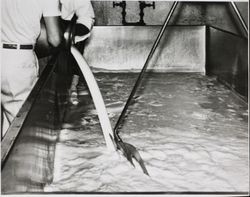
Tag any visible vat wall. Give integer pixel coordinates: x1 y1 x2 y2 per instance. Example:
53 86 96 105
206 26 248 101
84 26 206 72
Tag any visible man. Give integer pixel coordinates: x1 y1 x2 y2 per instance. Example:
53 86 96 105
1 0 62 138
60 0 95 105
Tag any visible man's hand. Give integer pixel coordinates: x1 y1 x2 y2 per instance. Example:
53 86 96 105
75 24 90 36
75 24 90 43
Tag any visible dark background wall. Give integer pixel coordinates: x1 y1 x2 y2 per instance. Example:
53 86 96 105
92 1 248 36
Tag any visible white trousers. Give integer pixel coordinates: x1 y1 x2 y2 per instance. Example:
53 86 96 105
1 48 39 138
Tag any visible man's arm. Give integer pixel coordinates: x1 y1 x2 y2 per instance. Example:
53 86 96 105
36 17 62 58
44 16 62 47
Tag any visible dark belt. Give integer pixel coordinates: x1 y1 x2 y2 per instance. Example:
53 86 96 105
2 43 34 50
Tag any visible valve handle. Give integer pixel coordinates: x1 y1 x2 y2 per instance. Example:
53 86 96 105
152 2 155 9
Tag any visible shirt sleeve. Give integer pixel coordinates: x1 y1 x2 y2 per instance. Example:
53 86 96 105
41 0 61 17
74 0 95 30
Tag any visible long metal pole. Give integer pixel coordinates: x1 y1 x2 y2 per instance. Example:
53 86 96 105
114 1 179 137
230 2 248 35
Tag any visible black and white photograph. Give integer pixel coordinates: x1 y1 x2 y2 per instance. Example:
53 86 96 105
1 0 249 195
